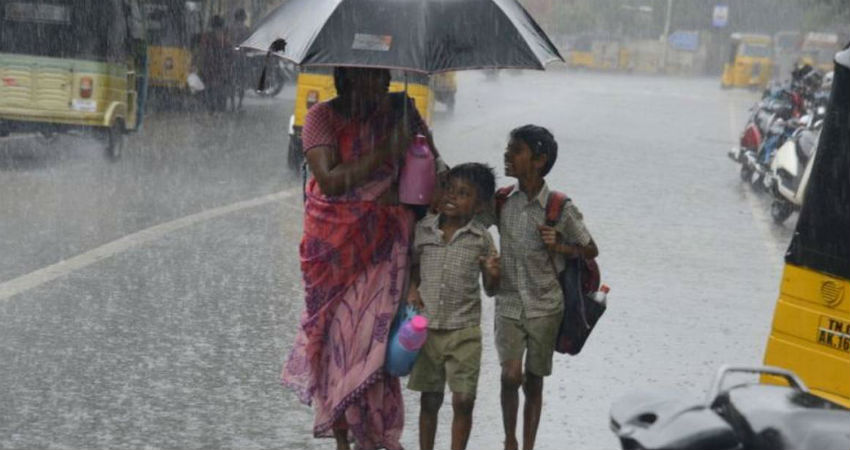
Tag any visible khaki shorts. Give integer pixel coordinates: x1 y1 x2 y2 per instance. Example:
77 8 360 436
495 312 561 377
407 326 482 395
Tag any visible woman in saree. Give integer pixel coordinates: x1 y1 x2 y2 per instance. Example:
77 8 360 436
281 67 435 450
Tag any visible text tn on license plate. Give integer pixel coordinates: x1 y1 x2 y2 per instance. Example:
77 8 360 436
817 316 850 353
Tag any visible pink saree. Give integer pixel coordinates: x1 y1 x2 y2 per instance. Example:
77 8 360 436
282 100 422 450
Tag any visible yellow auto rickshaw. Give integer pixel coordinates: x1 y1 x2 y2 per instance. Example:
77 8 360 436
800 32 841 74
286 67 434 168
762 47 850 407
142 0 204 94
568 34 629 71
0 0 147 159
721 33 773 90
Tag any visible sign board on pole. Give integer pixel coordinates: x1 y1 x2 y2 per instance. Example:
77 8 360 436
712 4 729 28
668 30 700 52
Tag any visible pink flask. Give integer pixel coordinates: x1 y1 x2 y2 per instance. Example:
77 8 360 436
398 134 436 205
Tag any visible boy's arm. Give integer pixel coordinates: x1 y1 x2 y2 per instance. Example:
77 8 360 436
407 263 424 310
539 228 598 259
479 233 500 296
539 201 599 259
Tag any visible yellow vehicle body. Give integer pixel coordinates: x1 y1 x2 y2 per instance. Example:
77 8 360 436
763 266 850 407
0 54 138 129
142 0 204 92
568 35 629 71
287 68 434 168
0 0 145 157
721 34 773 89
147 46 191 89
761 48 850 408
569 50 595 69
800 32 840 74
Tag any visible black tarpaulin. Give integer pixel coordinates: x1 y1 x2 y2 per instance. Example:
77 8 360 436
786 46 850 280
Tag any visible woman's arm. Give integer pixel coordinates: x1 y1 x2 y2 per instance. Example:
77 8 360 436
306 144 386 197
306 122 410 196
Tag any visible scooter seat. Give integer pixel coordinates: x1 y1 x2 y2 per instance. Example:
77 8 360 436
713 384 850 450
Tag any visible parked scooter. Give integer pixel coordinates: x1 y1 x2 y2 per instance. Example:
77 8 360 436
610 365 850 450
768 127 820 224
741 114 798 188
728 90 799 168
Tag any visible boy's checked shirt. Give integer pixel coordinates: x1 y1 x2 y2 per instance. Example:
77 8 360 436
497 182 593 320
413 214 497 330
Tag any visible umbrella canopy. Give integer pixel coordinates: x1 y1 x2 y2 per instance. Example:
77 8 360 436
240 0 563 74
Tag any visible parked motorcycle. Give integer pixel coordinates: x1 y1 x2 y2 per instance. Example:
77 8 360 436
728 89 799 168
610 365 850 450
741 115 797 188
768 128 820 224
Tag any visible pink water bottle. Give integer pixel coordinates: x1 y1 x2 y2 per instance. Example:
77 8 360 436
398 134 436 205
398 315 428 351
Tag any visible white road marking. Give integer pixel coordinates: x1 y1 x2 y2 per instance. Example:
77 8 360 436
0 189 300 302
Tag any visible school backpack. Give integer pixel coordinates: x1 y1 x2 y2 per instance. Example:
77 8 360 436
494 186 603 355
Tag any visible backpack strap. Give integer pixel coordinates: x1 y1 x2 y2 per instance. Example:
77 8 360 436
545 190 570 227
494 185 515 219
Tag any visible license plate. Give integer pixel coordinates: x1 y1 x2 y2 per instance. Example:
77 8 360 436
817 316 850 353
71 99 96 112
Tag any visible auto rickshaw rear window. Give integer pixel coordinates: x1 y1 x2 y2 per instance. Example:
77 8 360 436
741 43 771 58
0 0 126 62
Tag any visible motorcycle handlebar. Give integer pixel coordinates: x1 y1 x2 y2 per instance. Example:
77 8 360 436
705 365 809 407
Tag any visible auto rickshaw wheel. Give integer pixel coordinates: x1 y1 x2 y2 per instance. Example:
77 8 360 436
105 120 125 161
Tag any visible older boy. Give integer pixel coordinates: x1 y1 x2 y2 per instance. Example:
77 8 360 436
407 163 500 450
497 125 598 450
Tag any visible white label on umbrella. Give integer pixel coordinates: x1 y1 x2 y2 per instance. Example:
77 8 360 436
352 34 392 52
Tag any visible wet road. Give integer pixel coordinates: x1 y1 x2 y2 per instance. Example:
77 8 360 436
0 71 795 449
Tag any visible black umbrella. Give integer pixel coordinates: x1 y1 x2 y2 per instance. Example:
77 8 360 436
240 0 563 74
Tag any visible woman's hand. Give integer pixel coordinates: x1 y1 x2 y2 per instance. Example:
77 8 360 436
306 141 388 197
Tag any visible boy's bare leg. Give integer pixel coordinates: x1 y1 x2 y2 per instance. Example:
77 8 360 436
420 392 444 450
333 428 351 450
500 360 523 450
451 392 476 450
522 373 544 450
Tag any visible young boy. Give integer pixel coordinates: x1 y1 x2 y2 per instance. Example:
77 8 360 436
407 163 500 450
496 125 598 450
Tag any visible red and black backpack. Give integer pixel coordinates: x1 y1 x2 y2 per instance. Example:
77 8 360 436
494 185 602 355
